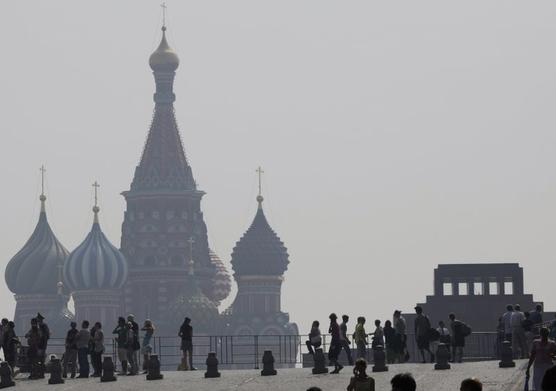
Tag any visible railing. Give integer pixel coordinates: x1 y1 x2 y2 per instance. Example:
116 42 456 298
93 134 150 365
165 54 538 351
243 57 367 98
8 331 511 372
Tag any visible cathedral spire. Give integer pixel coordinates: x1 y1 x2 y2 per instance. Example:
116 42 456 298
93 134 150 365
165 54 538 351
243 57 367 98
92 181 100 224
40 165 47 213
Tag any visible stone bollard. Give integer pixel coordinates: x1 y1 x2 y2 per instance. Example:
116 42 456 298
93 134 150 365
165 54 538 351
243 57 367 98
48 358 64 384
204 352 221 378
146 355 163 380
499 341 516 368
434 343 451 370
312 348 328 375
0 362 15 388
101 356 117 382
261 350 277 376
372 345 388 372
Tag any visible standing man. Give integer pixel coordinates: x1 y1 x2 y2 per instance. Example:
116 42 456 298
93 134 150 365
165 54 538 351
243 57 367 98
502 305 514 343
62 322 78 378
113 317 128 375
339 315 354 365
393 310 407 362
2 321 18 374
76 320 91 378
178 317 195 370
529 304 543 335
127 315 140 375
36 313 49 375
353 317 368 359
25 318 42 379
510 304 528 359
328 313 343 374
91 322 104 377
448 313 465 363
414 306 434 363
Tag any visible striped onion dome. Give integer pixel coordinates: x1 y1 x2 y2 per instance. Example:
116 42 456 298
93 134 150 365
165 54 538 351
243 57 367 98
63 205 128 291
5 195 69 295
208 249 232 304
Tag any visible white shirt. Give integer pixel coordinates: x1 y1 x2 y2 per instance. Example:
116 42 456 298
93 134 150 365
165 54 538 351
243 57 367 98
502 311 513 334
510 311 525 329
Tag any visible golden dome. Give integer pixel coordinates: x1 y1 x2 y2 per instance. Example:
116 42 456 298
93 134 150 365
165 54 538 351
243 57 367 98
149 27 179 72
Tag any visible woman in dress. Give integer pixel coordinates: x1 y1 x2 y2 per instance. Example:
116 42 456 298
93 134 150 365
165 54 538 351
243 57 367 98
526 327 556 391
141 319 155 373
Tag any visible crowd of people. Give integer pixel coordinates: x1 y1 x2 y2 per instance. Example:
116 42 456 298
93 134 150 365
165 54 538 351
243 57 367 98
0 313 196 380
305 308 472 372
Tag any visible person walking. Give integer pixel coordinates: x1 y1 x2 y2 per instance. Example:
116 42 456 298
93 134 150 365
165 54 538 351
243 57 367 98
526 327 556 391
36 313 50 375
339 315 354 365
353 317 368 359
91 322 104 377
383 320 398 364
502 305 514 343
141 319 154 373
178 317 195 370
127 315 140 375
76 320 91 378
346 358 375 391
306 321 322 356
393 310 407 362
511 304 528 359
328 313 343 374
449 313 466 363
113 317 129 375
414 306 434 363
62 322 78 378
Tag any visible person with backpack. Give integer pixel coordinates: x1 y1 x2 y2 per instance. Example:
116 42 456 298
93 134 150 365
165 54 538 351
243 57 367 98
414 306 434 363
449 313 470 363
346 358 375 391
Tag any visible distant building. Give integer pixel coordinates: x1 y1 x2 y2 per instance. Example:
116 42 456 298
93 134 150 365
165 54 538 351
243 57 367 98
406 263 553 332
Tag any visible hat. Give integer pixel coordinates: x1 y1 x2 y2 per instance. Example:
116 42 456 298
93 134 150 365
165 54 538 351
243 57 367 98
37 313 45 320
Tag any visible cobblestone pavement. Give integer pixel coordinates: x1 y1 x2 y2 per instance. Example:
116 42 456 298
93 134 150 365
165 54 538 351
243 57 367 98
11 360 527 391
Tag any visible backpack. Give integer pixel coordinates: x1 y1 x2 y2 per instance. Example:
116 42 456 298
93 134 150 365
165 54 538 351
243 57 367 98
461 323 472 337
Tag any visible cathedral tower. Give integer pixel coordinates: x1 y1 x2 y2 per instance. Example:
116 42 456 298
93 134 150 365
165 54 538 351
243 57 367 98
120 25 222 330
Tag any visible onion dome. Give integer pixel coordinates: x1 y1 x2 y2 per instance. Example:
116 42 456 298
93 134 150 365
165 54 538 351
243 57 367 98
208 249 232 304
231 194 289 276
166 261 219 332
149 27 179 73
64 191 128 291
5 193 69 295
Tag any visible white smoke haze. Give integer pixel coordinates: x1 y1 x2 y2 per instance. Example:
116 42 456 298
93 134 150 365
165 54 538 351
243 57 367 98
1 1 556 332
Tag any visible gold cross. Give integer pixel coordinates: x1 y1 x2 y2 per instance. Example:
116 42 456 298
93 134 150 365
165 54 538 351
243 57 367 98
40 165 46 196
92 181 100 207
256 166 264 197
161 2 167 28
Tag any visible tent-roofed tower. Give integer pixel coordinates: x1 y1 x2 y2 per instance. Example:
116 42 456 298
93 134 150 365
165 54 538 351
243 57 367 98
120 24 224 331
4 167 74 336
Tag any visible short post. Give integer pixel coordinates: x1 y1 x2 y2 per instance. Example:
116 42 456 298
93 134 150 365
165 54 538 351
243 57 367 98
48 358 64 384
146 354 163 380
204 352 221 378
261 350 277 376
434 343 451 370
101 356 117 382
372 345 388 372
312 348 328 375
499 341 516 368
0 362 15 388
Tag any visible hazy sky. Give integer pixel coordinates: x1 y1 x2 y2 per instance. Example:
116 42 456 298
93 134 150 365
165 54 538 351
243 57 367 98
2 1 556 333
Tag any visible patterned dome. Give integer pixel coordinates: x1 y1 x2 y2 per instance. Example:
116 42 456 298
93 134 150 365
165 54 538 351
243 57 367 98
166 272 220 333
231 198 289 276
149 27 179 73
208 249 232 304
5 196 69 295
64 207 128 291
